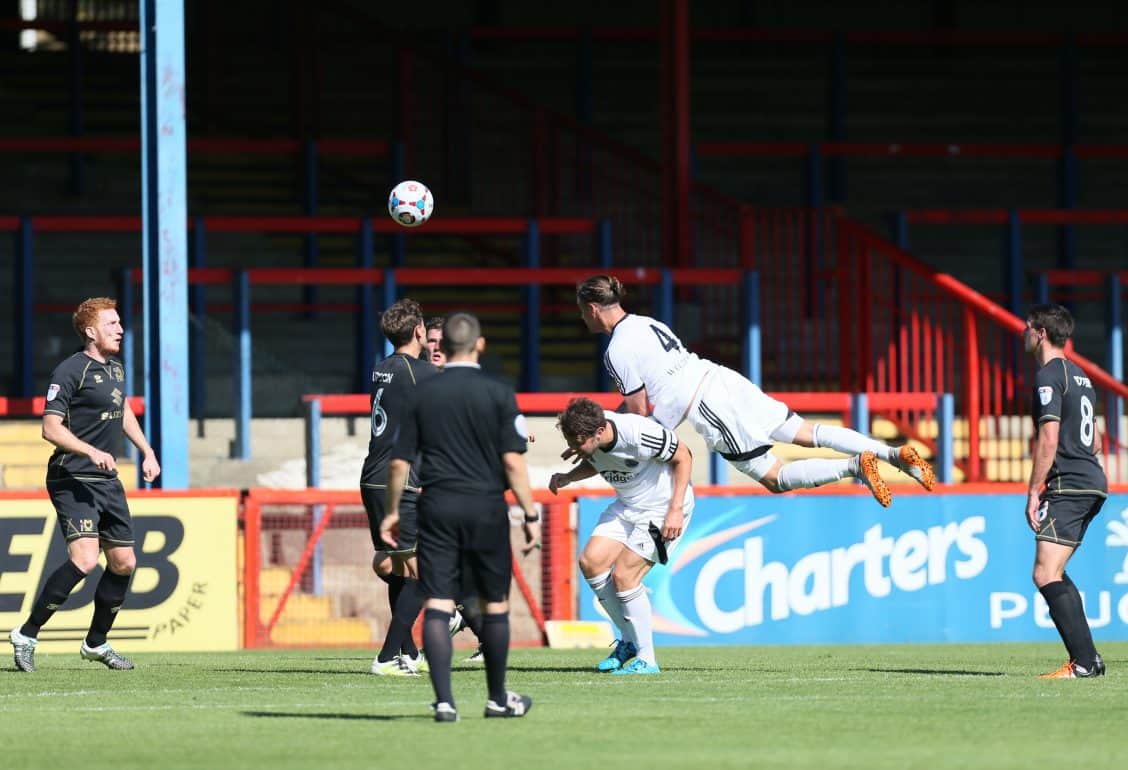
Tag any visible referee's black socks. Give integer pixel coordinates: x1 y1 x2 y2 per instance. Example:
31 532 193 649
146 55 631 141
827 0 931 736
422 608 455 706
1039 573 1099 666
481 612 510 706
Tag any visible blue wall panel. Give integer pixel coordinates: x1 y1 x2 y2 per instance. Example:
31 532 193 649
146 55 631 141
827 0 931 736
578 492 1128 644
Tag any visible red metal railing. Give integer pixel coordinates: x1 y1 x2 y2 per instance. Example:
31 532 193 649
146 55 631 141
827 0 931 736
754 209 1128 483
696 142 1128 160
0 396 144 417
242 487 562 648
0 137 389 155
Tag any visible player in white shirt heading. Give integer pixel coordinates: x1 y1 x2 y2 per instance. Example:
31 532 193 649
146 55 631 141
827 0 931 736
576 275 936 507
549 397 693 675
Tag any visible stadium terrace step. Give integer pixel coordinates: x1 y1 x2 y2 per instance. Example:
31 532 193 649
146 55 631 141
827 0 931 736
259 567 294 596
259 593 336 625
269 618 372 646
0 441 55 464
0 422 44 442
1 462 137 490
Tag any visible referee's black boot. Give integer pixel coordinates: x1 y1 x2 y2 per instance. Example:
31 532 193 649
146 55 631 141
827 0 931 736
1074 654 1105 678
433 702 459 723
484 691 533 718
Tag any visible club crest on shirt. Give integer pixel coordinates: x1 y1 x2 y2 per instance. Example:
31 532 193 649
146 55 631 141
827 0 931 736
46 384 60 401
111 364 124 381
1038 386 1053 406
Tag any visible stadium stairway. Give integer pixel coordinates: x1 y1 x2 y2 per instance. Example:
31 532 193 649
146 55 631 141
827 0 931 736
7 23 1125 405
0 419 137 490
257 566 373 646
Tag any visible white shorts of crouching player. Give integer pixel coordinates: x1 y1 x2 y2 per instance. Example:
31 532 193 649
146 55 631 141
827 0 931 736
591 497 695 565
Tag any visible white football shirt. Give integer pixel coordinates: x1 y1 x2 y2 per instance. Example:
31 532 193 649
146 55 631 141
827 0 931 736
603 314 715 428
586 410 694 515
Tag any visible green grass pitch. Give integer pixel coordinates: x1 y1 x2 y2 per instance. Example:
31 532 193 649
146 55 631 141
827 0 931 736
3 643 1126 769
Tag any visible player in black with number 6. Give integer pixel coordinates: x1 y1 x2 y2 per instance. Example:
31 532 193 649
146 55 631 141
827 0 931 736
1022 304 1109 679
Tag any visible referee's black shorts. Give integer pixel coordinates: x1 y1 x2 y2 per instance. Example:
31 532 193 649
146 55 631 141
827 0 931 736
418 491 511 603
1035 494 1105 548
361 485 419 555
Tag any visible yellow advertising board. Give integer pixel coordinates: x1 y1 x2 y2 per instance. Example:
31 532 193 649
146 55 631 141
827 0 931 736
0 491 239 653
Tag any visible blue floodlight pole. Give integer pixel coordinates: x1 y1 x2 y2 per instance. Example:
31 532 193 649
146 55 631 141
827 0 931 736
140 0 189 488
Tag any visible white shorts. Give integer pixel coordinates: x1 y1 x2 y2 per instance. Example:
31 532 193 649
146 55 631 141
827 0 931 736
589 499 694 565
687 366 802 481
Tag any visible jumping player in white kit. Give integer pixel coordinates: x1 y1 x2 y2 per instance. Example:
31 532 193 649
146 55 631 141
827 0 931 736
549 397 694 675
575 275 936 507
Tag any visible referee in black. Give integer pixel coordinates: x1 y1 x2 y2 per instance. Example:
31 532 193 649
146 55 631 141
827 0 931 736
381 311 541 722
1022 304 1109 679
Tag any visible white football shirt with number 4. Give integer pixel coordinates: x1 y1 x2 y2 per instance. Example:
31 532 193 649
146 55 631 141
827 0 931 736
603 314 715 429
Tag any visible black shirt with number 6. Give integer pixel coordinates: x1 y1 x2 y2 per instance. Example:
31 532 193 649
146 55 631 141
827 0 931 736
360 353 439 491
1031 357 1108 497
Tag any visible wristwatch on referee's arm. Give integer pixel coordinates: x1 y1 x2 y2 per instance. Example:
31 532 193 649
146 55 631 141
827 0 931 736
523 511 540 523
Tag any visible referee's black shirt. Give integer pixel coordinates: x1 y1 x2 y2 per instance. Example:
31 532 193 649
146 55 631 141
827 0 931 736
393 362 528 497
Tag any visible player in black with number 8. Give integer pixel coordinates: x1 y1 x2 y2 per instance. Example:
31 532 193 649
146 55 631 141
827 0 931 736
1023 304 1109 679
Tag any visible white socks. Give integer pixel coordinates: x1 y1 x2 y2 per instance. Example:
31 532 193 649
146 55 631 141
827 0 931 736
586 570 657 664
617 585 656 665
812 424 896 463
776 457 853 491
586 570 635 646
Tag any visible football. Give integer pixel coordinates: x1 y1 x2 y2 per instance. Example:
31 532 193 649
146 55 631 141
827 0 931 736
387 180 434 227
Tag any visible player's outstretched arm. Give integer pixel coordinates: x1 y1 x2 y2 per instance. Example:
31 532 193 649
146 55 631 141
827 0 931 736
620 388 650 417
662 442 693 540
42 413 117 473
548 459 598 494
123 402 160 482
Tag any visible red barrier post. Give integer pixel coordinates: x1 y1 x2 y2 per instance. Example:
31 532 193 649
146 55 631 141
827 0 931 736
243 494 263 648
963 308 981 482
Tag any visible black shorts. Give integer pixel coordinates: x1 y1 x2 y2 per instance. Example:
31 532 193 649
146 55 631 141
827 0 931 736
1035 494 1105 547
361 485 418 555
418 492 511 603
47 477 134 546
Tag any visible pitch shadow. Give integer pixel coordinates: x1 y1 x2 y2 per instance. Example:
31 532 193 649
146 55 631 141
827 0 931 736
502 665 607 673
216 668 369 676
242 711 430 721
863 667 1005 677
